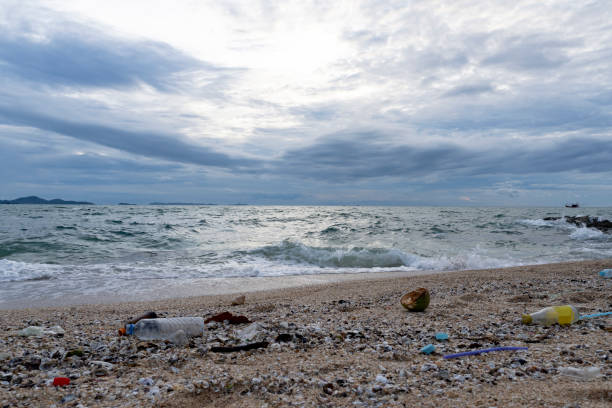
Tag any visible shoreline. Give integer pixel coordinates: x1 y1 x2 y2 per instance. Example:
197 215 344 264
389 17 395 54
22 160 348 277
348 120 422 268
1 259 611 407
1 268 453 310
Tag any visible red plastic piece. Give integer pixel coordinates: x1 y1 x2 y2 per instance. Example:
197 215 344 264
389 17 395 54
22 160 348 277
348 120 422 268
53 377 70 386
204 311 250 324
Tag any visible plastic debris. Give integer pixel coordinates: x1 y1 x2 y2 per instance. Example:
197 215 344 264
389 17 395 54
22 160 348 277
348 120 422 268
420 344 436 354
236 323 261 342
52 377 70 386
119 312 159 336
580 311 612 320
400 288 430 312
18 326 45 337
559 366 602 380
443 347 528 359
167 329 188 346
521 305 579 326
18 325 64 337
204 311 251 324
598 269 612 278
435 332 449 341
211 341 269 353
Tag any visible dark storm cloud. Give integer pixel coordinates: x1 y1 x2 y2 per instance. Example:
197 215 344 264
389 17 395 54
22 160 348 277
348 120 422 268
0 106 260 170
278 133 476 181
276 132 612 182
0 22 236 92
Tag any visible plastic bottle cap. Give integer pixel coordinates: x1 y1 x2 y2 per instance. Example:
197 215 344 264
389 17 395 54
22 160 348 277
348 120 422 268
53 377 70 386
521 314 532 324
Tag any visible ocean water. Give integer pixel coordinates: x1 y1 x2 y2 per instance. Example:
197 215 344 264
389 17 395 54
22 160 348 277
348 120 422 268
1 205 611 307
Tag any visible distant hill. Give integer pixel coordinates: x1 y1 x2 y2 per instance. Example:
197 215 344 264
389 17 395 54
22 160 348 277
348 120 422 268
0 196 94 205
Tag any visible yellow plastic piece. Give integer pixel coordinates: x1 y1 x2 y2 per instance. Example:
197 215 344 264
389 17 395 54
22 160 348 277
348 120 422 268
553 305 576 325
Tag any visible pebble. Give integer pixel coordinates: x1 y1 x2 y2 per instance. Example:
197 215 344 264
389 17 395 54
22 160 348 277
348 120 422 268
0 267 608 407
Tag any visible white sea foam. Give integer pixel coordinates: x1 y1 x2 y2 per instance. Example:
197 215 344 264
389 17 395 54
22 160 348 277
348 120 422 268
570 226 604 240
0 259 59 282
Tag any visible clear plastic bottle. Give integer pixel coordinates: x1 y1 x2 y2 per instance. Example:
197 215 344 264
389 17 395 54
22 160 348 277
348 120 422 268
559 366 602 380
126 317 204 341
599 269 612 278
521 305 580 326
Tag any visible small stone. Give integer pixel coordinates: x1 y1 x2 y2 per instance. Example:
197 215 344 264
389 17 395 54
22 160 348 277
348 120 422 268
375 374 388 384
90 361 113 370
61 394 76 404
24 356 41 370
231 295 246 306
139 377 155 386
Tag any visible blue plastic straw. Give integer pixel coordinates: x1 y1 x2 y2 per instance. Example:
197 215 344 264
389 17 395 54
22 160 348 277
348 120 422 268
580 311 612 320
443 347 528 359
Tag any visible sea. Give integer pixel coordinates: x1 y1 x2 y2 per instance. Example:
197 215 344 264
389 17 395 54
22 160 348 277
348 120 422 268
1 205 611 308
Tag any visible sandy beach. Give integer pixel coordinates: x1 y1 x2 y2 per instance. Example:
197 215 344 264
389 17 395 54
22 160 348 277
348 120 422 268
1 259 611 407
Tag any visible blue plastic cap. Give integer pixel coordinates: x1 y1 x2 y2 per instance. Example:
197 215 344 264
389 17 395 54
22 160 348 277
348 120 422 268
435 332 449 341
420 344 436 354
126 324 135 336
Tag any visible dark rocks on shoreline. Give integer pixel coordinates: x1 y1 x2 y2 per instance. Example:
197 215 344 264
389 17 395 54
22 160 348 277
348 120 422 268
543 215 612 232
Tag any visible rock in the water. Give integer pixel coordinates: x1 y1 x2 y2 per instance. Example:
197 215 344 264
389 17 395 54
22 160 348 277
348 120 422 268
564 216 612 232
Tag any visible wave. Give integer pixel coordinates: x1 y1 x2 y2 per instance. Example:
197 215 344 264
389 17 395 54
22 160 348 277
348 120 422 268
570 227 604 240
521 218 610 241
243 240 517 271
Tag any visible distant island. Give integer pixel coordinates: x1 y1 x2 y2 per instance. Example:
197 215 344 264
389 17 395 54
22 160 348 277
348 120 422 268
0 196 94 205
149 202 217 205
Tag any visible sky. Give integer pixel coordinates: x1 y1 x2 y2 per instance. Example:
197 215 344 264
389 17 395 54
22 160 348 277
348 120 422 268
0 0 611 206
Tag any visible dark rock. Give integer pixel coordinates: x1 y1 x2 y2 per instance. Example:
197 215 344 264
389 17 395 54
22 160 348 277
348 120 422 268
210 341 269 353
23 356 41 370
275 333 293 343
563 216 612 232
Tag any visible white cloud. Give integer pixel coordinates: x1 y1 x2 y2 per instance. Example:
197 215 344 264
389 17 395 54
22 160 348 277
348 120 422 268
0 0 611 204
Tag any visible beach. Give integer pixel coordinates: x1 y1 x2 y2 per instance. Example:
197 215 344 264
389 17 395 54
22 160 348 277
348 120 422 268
1 259 611 407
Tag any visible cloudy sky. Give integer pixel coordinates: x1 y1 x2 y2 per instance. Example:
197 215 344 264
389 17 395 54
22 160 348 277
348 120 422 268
1 0 611 205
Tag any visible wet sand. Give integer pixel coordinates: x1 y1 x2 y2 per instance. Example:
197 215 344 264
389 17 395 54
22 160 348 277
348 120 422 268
1 259 611 407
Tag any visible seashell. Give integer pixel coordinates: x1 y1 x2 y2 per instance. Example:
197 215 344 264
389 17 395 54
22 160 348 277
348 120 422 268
400 288 430 312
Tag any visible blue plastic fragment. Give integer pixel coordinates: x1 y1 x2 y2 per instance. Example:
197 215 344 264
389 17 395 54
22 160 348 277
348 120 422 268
598 269 612 278
420 344 436 354
580 311 612 320
435 332 449 341
443 346 527 359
